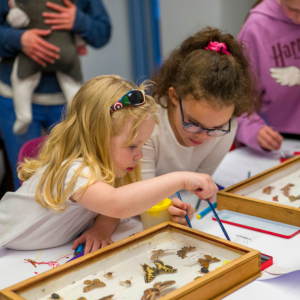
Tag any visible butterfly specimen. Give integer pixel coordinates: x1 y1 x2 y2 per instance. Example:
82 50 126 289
99 295 114 300
177 246 196 259
289 195 300 202
104 272 115 278
120 277 133 286
24 259 37 268
198 255 220 273
49 294 62 300
281 183 294 197
83 279 106 293
154 259 177 274
150 249 173 261
141 281 176 300
141 259 177 283
262 186 273 194
273 195 278 202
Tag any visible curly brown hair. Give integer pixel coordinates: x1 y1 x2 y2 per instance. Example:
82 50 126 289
152 27 260 117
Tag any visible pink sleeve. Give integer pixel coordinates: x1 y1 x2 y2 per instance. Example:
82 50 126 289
237 113 267 152
236 18 267 152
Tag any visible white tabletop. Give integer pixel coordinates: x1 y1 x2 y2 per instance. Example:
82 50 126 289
1 139 300 299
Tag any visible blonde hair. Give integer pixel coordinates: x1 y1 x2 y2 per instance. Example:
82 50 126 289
18 75 159 212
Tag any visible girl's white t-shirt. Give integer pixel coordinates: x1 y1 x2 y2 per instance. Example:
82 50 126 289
0 160 98 250
141 105 237 180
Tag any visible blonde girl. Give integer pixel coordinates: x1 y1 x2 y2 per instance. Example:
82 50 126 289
0 75 218 254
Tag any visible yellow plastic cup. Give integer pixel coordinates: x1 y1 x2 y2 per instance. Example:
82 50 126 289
141 198 172 230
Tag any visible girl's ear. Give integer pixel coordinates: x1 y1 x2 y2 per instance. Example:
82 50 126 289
168 87 179 106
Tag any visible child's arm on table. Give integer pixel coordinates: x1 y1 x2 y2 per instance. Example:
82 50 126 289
168 198 194 227
73 172 217 219
72 215 119 255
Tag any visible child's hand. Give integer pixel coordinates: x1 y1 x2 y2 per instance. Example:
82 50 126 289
72 227 114 255
257 126 283 151
184 173 218 202
168 198 194 226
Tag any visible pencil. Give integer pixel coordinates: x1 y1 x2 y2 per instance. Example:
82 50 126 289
195 198 201 212
207 199 230 241
260 111 270 127
176 191 192 228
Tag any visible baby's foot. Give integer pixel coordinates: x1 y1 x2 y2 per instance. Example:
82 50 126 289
13 120 30 135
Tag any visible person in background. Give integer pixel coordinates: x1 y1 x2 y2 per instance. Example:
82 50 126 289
141 27 259 225
236 0 300 152
0 0 111 190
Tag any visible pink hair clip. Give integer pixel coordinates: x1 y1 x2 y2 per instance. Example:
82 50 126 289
204 41 232 55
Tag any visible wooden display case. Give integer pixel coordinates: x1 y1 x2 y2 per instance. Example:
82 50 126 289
0 222 261 300
217 155 300 227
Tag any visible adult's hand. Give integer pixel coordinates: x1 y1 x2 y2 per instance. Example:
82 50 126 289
21 29 60 67
43 0 76 30
257 125 283 151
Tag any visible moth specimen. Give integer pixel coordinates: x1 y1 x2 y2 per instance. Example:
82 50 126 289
262 186 273 194
99 295 114 300
198 255 220 273
150 249 173 261
104 272 115 278
281 183 294 197
141 259 177 283
83 279 106 293
177 246 196 259
141 280 176 300
120 277 133 286
289 195 300 202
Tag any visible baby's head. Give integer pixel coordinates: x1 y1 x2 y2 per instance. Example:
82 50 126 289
57 75 158 183
153 27 259 147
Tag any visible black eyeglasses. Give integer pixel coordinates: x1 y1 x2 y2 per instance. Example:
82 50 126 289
179 99 231 137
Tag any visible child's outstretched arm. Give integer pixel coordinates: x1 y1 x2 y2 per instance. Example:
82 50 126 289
72 215 119 255
74 172 217 219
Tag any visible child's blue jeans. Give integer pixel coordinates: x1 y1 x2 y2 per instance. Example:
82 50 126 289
0 95 65 190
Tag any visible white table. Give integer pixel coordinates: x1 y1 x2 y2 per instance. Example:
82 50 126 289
1 140 300 299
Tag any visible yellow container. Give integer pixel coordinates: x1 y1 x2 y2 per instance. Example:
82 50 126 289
141 198 172 230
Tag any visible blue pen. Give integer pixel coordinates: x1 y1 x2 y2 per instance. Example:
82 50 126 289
196 202 217 219
207 200 231 241
176 191 192 228
260 111 270 126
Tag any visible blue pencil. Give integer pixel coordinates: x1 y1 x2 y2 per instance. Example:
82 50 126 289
260 111 270 126
207 199 230 241
176 191 192 228
196 202 217 219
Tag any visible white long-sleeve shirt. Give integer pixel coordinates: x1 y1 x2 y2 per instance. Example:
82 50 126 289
141 105 237 180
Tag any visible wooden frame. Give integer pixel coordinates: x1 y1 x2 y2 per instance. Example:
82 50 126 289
0 222 261 300
217 155 300 227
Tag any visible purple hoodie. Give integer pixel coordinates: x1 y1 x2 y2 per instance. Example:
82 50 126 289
236 0 300 151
